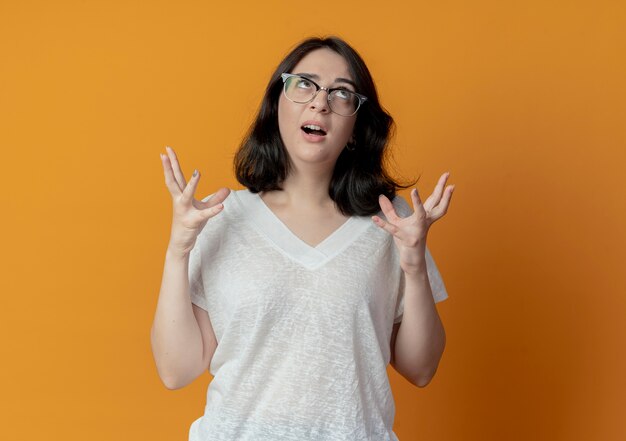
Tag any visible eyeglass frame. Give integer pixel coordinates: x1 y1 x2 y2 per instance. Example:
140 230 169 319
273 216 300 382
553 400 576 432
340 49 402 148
280 73 368 117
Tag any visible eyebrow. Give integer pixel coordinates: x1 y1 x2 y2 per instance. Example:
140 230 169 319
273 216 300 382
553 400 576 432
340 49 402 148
295 72 357 90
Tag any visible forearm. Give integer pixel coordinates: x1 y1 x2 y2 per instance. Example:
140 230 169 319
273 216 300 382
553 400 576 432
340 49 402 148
393 259 446 387
150 248 205 389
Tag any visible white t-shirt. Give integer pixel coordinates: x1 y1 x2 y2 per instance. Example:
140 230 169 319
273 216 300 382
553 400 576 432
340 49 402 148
187 189 448 441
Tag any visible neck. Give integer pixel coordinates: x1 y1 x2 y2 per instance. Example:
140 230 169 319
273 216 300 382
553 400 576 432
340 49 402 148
263 164 335 208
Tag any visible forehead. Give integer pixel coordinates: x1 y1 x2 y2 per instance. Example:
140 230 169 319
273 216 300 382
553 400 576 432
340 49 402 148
291 48 353 83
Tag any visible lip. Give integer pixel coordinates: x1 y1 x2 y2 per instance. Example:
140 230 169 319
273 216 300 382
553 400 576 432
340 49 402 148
300 120 328 133
301 130 327 143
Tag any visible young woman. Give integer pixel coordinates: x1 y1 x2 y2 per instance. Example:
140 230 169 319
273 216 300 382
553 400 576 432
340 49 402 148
151 36 455 441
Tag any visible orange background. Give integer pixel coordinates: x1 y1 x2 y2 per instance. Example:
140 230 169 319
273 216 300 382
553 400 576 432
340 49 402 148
1 0 625 439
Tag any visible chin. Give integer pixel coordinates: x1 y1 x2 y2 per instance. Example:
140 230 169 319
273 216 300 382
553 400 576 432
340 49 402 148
290 147 341 168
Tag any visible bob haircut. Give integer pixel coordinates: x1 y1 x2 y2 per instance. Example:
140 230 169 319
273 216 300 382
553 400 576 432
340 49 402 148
234 36 409 216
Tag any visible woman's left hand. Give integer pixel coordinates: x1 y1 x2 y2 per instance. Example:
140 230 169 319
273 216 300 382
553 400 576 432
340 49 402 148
372 172 455 275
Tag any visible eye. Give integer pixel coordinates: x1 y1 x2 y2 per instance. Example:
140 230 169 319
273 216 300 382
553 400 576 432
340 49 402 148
332 89 354 101
296 78 314 89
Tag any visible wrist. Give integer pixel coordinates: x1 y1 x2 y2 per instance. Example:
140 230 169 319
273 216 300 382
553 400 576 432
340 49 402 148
401 249 428 277
403 260 428 278
166 244 192 261
167 228 198 259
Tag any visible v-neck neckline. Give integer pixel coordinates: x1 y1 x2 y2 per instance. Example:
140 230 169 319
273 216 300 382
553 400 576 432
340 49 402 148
232 189 373 270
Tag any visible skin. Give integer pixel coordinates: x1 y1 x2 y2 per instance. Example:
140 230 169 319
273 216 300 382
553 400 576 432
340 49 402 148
374 178 455 386
151 146 227 389
373 175 455 277
277 48 356 174
260 48 359 246
153 48 456 389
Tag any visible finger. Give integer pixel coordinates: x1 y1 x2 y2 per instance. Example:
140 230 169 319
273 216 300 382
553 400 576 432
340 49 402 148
372 215 400 236
181 168 201 203
206 187 231 207
423 172 450 212
165 146 187 191
196 187 231 210
410 188 426 215
198 202 225 222
160 153 182 197
378 194 400 223
430 185 455 221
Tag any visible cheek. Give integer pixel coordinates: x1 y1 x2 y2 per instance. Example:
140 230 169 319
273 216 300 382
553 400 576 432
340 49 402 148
340 119 357 142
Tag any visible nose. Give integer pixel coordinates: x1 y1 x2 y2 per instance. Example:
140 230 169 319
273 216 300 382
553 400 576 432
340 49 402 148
309 89 330 113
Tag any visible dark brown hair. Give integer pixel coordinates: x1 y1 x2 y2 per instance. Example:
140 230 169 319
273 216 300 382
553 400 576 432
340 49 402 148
234 36 409 216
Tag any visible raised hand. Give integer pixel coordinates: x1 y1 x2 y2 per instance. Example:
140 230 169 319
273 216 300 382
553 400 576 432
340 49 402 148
160 146 230 256
372 172 455 275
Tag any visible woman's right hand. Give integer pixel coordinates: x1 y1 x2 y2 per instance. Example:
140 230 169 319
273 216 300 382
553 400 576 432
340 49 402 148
160 146 230 256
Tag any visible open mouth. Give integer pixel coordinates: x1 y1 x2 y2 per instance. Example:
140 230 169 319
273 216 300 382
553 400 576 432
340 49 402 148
301 124 327 136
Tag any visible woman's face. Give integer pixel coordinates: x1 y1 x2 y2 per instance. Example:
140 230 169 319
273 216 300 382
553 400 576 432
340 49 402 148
278 48 357 172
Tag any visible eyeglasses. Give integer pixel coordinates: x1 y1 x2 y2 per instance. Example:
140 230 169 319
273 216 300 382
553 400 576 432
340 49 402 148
280 73 368 117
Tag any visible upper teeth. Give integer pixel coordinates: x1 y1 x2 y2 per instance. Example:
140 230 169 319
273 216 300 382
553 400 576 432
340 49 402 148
303 124 323 131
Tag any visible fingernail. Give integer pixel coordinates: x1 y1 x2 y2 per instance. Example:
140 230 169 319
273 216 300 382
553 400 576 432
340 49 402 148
165 145 172 151
159 153 164 160
193 169 198 177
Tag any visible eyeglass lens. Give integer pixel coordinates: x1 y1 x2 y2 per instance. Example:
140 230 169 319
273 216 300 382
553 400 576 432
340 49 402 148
284 76 359 116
